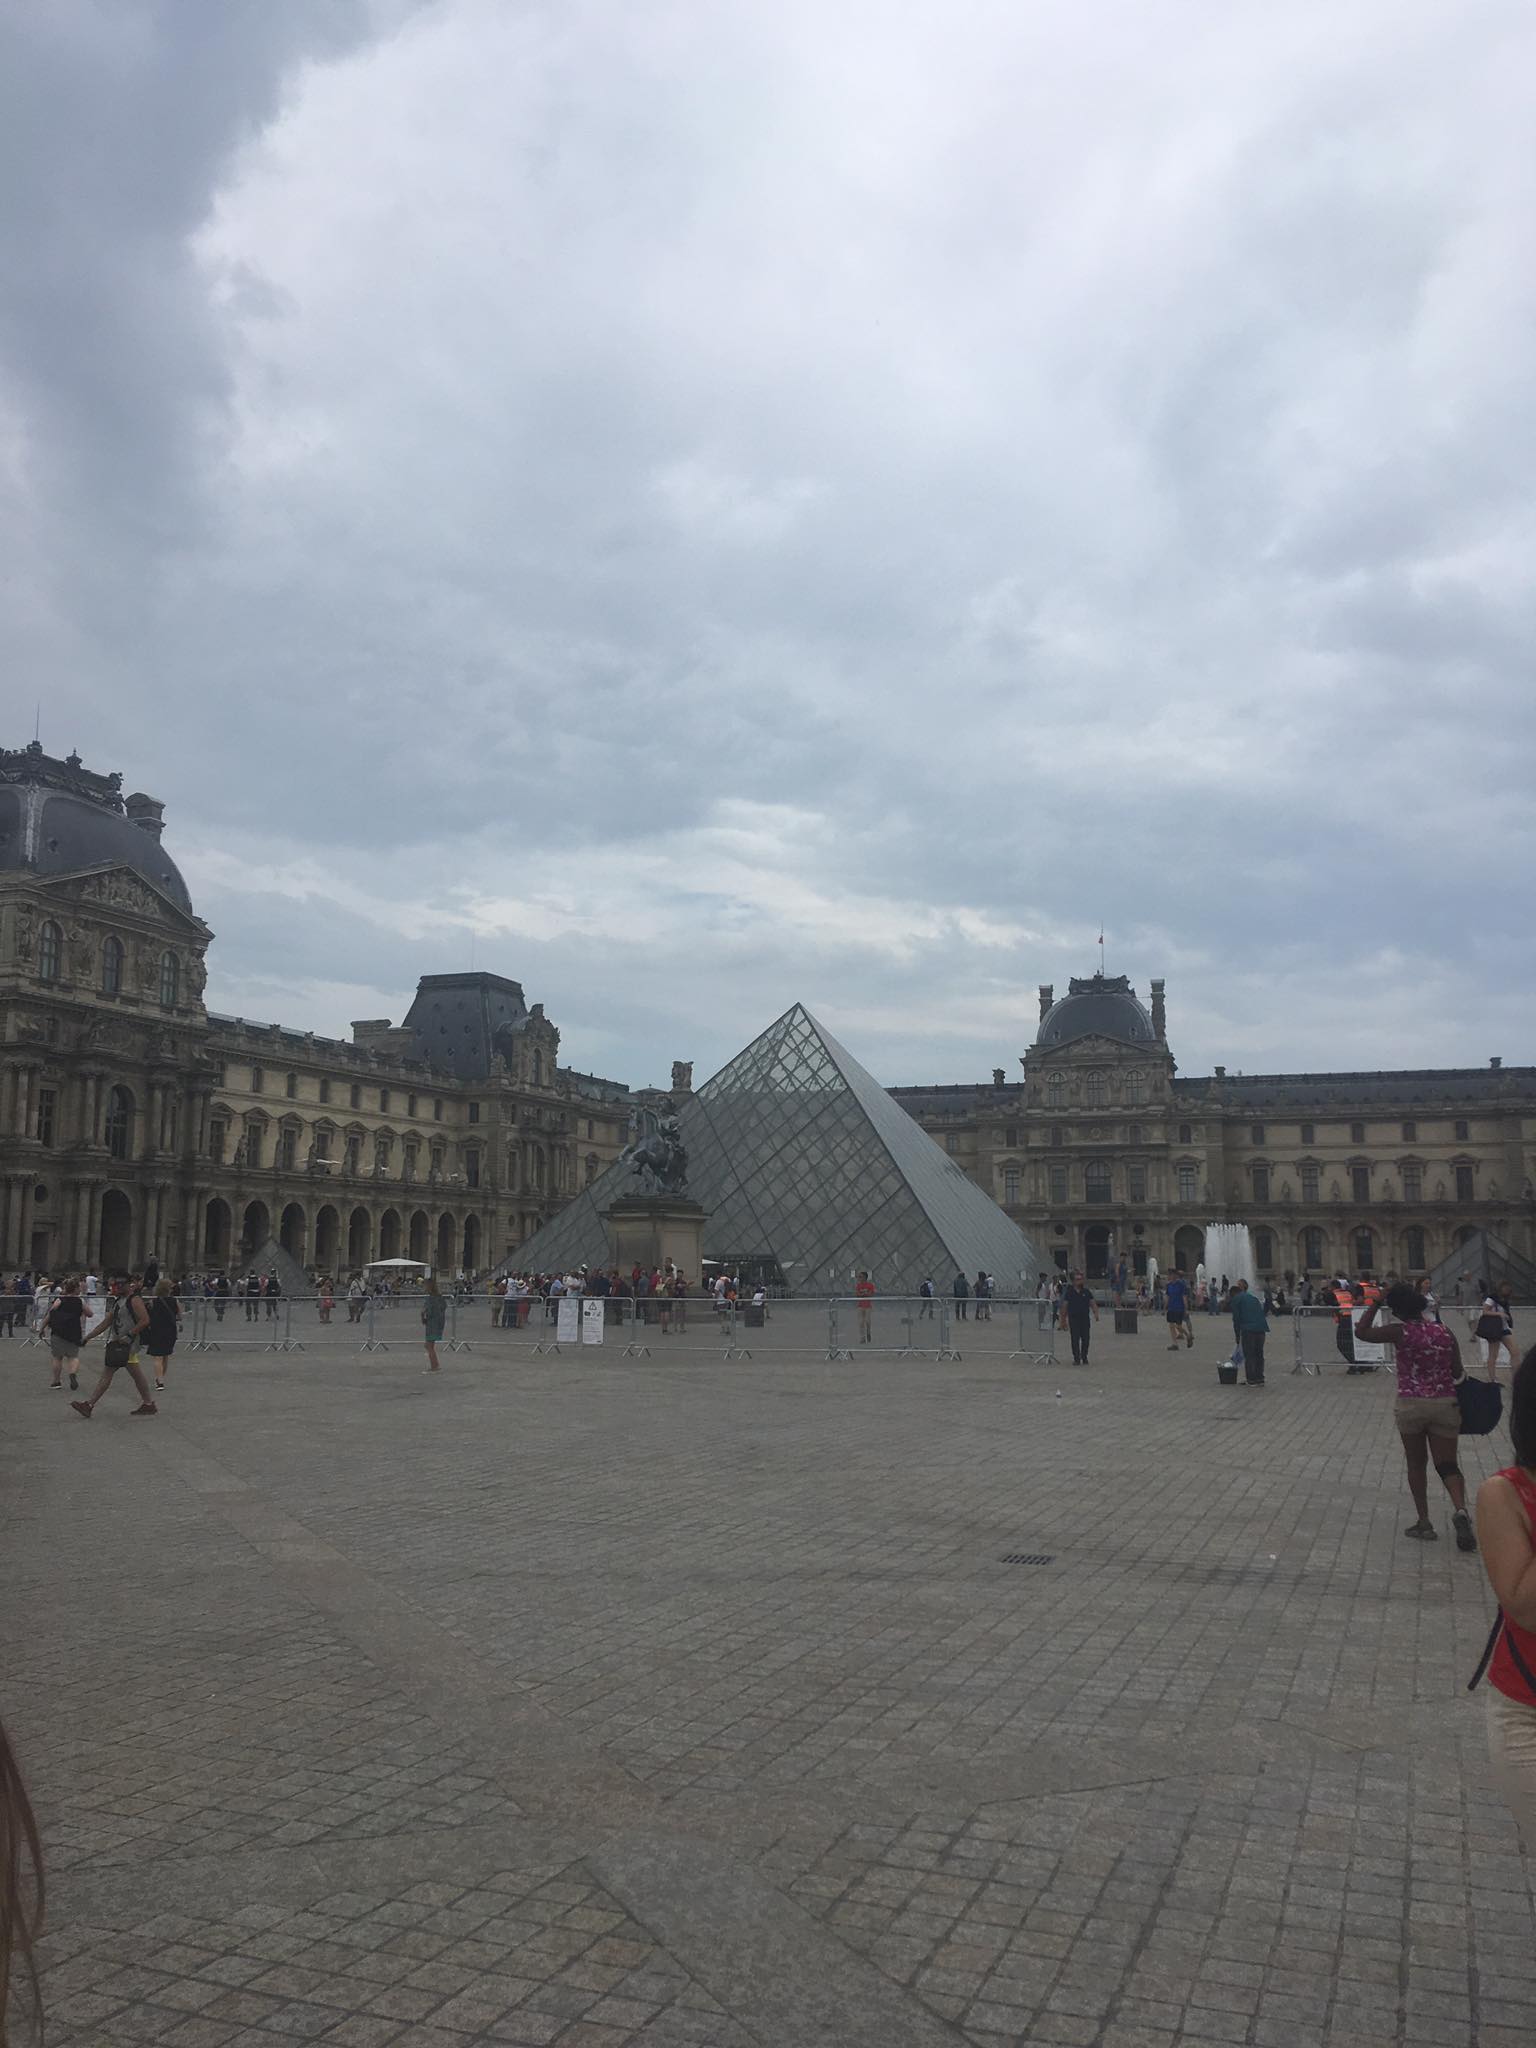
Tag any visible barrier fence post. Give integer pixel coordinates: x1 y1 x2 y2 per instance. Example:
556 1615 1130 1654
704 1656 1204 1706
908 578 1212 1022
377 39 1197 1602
722 1300 751 1361
198 1294 222 1353
937 1300 960 1361
284 1296 304 1354
827 1298 851 1361
622 1294 649 1359
446 1294 471 1354
360 1294 388 1354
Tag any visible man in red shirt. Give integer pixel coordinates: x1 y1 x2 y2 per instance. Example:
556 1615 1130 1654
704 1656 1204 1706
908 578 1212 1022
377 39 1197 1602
855 1270 875 1345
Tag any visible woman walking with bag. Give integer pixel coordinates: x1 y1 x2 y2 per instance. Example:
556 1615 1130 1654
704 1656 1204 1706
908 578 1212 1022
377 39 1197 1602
145 1276 182 1391
1356 1281 1486 1550
46 1276 85 1391
1474 1349 1536 1841
1476 1295 1518 1376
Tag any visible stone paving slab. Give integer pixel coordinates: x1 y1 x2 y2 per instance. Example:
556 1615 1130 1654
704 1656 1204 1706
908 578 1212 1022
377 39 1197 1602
1 1313 1530 2046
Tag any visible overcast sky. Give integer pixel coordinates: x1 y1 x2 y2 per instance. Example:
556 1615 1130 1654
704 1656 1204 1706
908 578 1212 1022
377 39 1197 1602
4 0 1533 1090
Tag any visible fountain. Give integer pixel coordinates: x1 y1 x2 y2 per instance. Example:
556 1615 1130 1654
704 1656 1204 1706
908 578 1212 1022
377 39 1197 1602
1202 1222 1257 1292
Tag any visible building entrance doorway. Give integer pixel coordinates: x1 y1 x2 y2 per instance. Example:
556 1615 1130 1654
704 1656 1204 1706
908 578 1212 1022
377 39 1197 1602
1084 1224 1112 1279
1173 1225 1205 1274
99 1188 132 1270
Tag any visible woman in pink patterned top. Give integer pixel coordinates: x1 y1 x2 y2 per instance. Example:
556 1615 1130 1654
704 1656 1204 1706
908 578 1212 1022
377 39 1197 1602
1357 1282 1482 1551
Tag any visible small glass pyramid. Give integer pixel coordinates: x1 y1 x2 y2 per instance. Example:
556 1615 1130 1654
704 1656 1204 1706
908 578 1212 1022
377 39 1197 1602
509 1002 1041 1294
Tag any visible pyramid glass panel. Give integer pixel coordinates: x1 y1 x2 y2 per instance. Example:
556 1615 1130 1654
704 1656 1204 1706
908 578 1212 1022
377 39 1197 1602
506 1002 1040 1295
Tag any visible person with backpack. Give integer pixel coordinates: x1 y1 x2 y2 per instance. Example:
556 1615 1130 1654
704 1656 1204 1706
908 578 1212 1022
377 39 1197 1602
46 1277 85 1391
918 1277 935 1321
951 1272 969 1320
1474 1347 1536 1842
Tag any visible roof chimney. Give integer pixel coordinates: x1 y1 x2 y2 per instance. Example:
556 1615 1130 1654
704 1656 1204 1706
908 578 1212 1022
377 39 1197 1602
1038 983 1054 1022
1150 978 1166 1037
992 1067 1005 1088
124 791 165 841
1490 1056 1502 1070
1214 1064 1226 1080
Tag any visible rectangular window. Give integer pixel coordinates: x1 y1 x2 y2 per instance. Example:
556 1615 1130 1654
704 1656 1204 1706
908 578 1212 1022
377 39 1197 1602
1251 1123 1265 1144
1401 1164 1421 1202
1048 1165 1068 1204
944 1132 957 1154
1129 1165 1147 1202
35 1087 56 1146
349 1083 361 1110
318 1078 331 1105
251 1067 263 1094
346 1133 362 1173
433 1099 443 1121
1350 1121 1365 1143
246 1125 264 1169
1455 1120 1470 1141
375 1136 391 1173
408 1093 418 1117
465 1150 481 1189
1351 1166 1370 1203
285 1073 297 1099
468 1102 481 1124
1177 1164 1197 1202
1085 1164 1111 1202
1003 1167 1020 1205
209 1118 227 1164
1301 1164 1319 1203
278 1126 297 1170
1252 1165 1270 1202
1401 1120 1416 1143
1127 1123 1142 1146
380 1089 391 1113
402 1139 417 1180
314 1128 332 1161
1455 1164 1475 1203
1300 1123 1315 1145
1050 1127 1064 1149
1005 1125 1018 1148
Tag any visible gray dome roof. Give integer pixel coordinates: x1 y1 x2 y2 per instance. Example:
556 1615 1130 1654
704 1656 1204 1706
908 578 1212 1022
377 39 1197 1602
1037 974 1156 1049
0 747 193 913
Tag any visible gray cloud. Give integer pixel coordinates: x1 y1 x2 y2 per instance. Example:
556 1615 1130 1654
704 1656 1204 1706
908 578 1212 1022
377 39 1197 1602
4 0 1533 1089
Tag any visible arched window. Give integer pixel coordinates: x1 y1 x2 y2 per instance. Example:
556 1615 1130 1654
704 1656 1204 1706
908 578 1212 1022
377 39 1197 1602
101 935 125 994
105 1085 134 1160
1403 1225 1427 1272
1085 1071 1108 1107
38 920 62 981
1047 1072 1065 1108
1353 1227 1374 1273
585 1153 598 1186
1127 1070 1147 1103
1253 1227 1275 1271
1302 1226 1325 1270
158 950 180 1007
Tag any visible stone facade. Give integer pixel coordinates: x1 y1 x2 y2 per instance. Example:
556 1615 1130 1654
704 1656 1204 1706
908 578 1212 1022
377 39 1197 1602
891 972 1536 1282
0 744 630 1275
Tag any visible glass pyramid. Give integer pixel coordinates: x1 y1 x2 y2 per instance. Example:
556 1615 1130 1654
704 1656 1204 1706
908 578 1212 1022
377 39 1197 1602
509 1003 1041 1294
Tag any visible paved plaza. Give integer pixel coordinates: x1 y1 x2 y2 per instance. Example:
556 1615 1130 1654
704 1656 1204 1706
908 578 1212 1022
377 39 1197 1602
4 1303 1533 2048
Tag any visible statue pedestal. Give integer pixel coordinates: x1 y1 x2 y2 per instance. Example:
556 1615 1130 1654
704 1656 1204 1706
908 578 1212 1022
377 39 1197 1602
603 1194 707 1281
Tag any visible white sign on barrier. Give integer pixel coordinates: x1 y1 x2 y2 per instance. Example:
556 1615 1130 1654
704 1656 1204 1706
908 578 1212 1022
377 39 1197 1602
581 1298 605 1345
1351 1307 1388 1366
556 1294 580 1345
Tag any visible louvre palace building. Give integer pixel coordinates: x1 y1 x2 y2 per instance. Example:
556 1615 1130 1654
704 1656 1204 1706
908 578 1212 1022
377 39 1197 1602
891 976 1536 1285
0 743 634 1278
2 740 1533 1285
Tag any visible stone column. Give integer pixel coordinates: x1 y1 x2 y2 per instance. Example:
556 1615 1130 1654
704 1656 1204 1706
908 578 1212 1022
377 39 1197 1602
88 1073 104 1147
15 1066 33 1139
85 1182 102 1267
13 1179 34 1268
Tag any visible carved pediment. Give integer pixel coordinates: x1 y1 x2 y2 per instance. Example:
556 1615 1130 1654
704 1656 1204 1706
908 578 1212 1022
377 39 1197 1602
39 864 206 933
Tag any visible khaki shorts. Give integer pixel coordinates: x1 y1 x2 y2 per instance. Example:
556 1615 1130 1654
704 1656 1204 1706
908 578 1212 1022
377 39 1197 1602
1395 1395 1460 1440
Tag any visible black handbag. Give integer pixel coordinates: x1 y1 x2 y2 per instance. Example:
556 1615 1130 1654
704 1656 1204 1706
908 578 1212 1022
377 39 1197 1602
1456 1374 1504 1436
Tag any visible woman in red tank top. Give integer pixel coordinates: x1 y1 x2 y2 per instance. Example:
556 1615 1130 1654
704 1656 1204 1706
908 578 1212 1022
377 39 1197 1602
1476 1347 1536 1842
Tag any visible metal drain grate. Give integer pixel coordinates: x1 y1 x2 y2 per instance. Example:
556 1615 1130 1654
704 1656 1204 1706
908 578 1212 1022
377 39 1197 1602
999 1552 1055 1565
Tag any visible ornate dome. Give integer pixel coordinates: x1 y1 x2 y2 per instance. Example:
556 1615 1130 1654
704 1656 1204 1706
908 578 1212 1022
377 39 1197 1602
1036 973 1156 1049
0 743 193 913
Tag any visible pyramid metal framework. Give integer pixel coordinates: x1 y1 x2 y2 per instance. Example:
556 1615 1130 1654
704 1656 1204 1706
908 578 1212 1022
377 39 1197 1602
1425 1228 1536 1304
507 1003 1041 1294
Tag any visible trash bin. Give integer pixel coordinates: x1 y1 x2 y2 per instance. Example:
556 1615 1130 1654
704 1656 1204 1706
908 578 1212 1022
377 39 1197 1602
1217 1359 1239 1385
1114 1308 1138 1335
